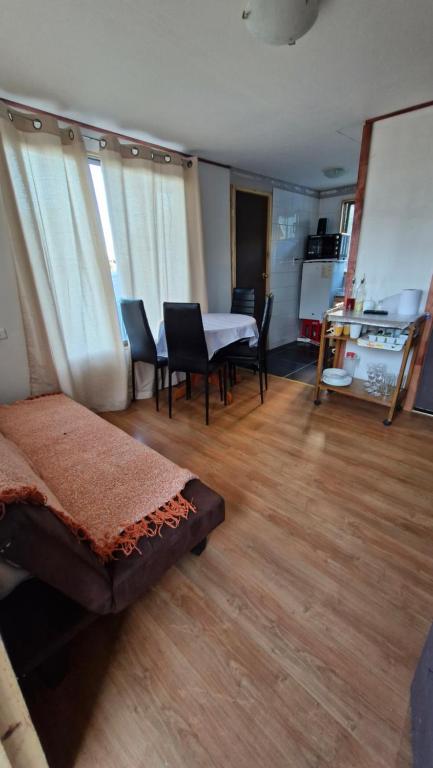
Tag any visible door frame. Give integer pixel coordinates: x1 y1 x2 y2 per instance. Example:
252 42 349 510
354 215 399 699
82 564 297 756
230 185 272 299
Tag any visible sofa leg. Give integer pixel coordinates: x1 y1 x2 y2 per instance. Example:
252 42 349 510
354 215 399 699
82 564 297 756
191 537 207 556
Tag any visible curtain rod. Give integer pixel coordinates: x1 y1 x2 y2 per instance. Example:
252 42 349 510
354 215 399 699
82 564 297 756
1 98 193 159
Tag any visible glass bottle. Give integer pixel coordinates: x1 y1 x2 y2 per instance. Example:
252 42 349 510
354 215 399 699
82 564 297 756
354 275 366 314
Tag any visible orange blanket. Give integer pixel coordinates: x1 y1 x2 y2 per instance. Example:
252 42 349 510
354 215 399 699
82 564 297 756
0 433 66 513
0 394 195 560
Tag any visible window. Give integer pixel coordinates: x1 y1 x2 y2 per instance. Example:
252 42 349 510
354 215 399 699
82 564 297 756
88 158 117 273
340 199 355 235
87 152 200 347
88 157 125 332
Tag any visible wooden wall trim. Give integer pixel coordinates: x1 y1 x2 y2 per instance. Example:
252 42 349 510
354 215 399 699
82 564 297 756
404 275 433 411
344 121 373 297
230 185 236 291
366 99 433 125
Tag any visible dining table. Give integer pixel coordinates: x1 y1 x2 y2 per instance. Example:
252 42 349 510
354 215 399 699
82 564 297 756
156 312 259 359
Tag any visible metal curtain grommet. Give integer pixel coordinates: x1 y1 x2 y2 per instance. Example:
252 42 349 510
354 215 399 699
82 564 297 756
164 154 171 163
131 146 139 156
99 138 107 149
7 110 13 121
33 118 42 130
68 129 74 140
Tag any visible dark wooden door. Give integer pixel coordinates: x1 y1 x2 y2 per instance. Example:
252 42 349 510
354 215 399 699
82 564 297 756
234 189 269 324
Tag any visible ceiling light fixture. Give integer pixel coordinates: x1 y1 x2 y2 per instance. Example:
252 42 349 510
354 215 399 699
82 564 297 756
242 0 319 46
322 167 346 179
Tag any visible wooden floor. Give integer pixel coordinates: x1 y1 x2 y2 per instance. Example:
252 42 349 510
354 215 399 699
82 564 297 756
26 374 433 768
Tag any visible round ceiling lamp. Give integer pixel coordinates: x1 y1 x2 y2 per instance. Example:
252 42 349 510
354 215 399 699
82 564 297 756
322 167 346 179
242 0 319 46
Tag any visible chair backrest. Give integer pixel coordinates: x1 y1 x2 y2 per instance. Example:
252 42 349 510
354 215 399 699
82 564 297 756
231 287 255 317
163 303 208 372
120 299 157 364
258 293 274 352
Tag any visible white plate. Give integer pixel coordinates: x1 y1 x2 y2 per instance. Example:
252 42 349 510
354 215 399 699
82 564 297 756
322 367 347 379
322 374 352 387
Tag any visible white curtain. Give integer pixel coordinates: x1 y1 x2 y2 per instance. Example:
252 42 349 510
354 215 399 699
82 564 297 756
0 106 128 411
100 138 207 397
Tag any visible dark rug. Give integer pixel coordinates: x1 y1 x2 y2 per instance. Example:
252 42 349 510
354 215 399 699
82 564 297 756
266 341 318 383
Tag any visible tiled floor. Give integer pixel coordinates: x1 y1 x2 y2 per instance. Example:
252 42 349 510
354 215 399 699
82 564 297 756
266 341 318 384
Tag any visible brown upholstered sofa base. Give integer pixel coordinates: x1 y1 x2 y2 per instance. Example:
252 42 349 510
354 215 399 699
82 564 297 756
0 579 96 680
0 478 224 679
0 479 224 614
0 535 210 681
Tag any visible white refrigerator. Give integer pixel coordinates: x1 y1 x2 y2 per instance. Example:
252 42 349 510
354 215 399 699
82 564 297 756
299 259 346 320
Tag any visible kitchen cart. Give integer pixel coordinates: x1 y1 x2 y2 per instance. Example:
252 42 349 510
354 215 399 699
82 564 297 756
313 308 426 425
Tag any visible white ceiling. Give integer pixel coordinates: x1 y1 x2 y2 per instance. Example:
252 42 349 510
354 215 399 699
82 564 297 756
0 0 433 189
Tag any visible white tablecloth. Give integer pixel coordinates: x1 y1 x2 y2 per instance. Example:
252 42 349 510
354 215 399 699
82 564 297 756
156 313 259 360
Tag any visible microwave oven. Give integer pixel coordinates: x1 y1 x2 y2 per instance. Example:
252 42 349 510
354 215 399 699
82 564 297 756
305 233 350 260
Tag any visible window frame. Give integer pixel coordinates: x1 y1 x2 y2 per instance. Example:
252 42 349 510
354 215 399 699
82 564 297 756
339 199 356 235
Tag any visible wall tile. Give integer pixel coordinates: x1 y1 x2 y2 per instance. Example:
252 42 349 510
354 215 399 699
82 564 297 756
269 188 319 348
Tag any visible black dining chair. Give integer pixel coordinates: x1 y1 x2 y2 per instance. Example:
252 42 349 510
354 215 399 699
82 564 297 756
226 293 274 404
120 298 167 411
230 287 255 317
163 302 227 425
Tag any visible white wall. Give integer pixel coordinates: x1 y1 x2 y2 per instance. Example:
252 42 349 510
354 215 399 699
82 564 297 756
355 106 433 310
269 188 319 348
0 192 30 403
198 161 231 312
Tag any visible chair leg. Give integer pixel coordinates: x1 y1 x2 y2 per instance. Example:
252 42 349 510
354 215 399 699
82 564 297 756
264 356 268 390
186 372 191 400
154 366 159 412
131 361 136 402
223 363 228 406
168 370 173 418
205 375 209 425
229 362 233 388
259 362 264 404
218 368 223 402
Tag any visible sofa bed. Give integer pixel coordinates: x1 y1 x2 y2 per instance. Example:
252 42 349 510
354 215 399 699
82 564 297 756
0 393 224 676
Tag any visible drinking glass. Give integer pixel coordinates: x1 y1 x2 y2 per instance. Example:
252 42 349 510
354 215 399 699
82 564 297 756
365 364 376 393
373 365 386 397
384 373 396 399
374 365 386 397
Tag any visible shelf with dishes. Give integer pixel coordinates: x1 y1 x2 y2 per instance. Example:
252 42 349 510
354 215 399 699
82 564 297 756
325 321 363 343
356 334 408 352
327 332 409 352
318 375 396 407
321 366 399 404
314 308 426 425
